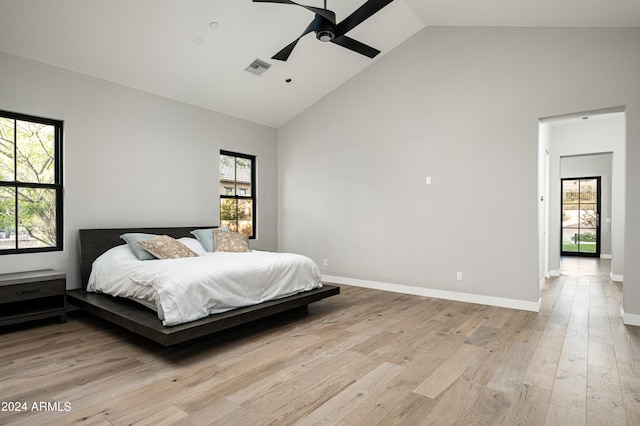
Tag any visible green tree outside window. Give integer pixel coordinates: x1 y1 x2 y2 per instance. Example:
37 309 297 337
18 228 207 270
0 111 62 253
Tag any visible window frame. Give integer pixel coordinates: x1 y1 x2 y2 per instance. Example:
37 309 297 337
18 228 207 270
219 150 256 239
0 110 63 254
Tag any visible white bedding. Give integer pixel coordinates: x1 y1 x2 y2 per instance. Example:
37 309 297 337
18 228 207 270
87 237 323 326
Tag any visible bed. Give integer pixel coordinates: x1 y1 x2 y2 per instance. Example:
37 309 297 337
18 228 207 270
66 226 339 346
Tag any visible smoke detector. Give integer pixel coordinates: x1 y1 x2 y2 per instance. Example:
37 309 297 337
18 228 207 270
245 59 271 76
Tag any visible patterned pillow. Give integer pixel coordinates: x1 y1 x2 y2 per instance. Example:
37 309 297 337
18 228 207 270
137 235 199 259
213 229 250 253
190 227 229 252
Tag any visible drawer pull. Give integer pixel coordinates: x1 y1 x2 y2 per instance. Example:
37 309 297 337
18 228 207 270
17 289 41 295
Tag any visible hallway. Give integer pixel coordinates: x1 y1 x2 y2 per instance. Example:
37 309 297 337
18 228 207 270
559 256 611 279
541 256 638 424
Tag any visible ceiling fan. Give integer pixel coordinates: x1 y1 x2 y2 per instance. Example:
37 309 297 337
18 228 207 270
254 0 395 61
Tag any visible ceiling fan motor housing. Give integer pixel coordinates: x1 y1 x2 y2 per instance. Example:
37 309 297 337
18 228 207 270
314 12 336 42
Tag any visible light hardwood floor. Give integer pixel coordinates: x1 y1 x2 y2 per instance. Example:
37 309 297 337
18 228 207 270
1 259 639 425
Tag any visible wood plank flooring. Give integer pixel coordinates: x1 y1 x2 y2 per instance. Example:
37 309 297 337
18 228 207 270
1 258 639 425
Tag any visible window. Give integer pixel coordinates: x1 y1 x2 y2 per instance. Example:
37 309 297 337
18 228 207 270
0 110 63 254
220 150 255 238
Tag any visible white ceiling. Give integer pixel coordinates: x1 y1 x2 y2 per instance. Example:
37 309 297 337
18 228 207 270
0 0 639 128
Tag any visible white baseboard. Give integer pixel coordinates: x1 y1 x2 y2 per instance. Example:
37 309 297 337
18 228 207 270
322 275 541 313
610 273 624 282
600 254 612 259
620 307 640 326
549 270 561 277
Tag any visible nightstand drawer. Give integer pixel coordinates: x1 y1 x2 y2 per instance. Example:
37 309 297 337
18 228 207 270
0 279 65 303
0 270 67 327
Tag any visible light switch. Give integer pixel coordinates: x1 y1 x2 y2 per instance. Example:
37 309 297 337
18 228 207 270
426 176 432 185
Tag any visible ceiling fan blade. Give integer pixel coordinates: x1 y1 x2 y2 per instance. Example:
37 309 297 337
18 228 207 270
271 18 320 61
253 0 336 23
336 0 394 36
272 38 302 61
331 35 380 58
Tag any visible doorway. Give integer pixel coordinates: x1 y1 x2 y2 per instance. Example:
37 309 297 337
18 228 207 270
538 107 625 296
561 176 601 257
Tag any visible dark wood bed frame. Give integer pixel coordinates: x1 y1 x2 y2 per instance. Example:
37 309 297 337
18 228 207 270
66 226 339 346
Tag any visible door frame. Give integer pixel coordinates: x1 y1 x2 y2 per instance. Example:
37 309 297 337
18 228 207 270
560 176 601 258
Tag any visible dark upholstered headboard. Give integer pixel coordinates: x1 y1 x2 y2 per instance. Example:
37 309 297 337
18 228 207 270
78 226 216 290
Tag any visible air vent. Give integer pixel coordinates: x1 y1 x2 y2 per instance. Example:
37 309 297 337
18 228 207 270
245 59 271 76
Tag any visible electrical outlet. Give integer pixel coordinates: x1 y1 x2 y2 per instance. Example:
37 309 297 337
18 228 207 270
323 259 328 267
456 272 463 281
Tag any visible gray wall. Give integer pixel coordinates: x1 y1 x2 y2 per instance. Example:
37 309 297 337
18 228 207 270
3 26 639 321
278 27 640 316
0 52 278 289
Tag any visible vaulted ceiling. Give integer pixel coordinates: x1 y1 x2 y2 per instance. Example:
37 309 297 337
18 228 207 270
1 0 639 128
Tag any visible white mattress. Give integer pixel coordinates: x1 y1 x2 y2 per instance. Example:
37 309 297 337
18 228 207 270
87 238 323 326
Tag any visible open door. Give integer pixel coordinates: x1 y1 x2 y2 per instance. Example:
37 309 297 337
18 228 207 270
561 177 601 257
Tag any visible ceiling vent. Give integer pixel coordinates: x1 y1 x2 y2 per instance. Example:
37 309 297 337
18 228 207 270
245 59 271 76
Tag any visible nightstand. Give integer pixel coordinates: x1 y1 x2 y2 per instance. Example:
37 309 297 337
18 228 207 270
0 269 66 327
